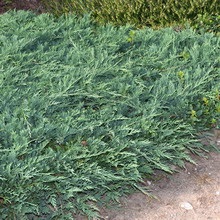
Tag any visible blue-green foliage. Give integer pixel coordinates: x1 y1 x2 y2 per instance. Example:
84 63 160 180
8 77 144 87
0 11 219 219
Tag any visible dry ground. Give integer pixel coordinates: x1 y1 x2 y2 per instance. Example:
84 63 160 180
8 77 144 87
0 0 44 14
97 130 220 220
100 151 220 220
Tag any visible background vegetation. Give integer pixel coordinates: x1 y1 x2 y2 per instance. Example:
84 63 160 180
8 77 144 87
40 0 220 33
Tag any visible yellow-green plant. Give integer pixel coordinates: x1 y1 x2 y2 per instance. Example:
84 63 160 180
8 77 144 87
41 0 219 31
189 90 220 128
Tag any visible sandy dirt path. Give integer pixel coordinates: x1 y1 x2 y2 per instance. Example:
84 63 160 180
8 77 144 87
101 151 220 220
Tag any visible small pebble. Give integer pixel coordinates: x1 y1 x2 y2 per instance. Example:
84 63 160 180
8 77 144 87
179 202 193 210
147 180 152 185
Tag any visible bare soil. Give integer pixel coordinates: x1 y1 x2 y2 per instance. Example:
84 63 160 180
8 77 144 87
1 2 220 220
100 151 220 220
0 0 44 14
97 130 220 220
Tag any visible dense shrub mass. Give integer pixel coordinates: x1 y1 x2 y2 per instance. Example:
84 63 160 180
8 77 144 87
41 0 220 32
0 11 219 219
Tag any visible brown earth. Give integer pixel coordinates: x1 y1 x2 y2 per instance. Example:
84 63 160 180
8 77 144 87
1 2 220 220
96 130 220 220
0 0 44 14
100 151 220 220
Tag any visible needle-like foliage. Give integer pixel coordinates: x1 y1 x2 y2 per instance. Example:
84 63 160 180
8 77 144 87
0 11 219 219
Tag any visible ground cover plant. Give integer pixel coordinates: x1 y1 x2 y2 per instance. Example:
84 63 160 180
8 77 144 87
0 10 219 219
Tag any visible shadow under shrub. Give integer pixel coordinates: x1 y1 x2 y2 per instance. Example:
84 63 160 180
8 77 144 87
0 11 219 219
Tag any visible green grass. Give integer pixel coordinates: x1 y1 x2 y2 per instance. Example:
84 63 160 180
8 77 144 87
0 10 219 219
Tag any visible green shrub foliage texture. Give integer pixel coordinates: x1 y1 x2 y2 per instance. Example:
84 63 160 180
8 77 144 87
0 11 219 219
41 0 220 32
